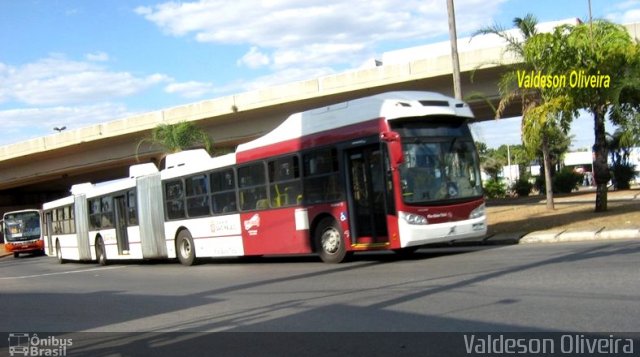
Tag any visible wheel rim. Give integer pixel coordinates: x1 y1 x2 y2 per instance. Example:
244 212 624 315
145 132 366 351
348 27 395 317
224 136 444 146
56 243 61 260
321 227 341 255
180 238 192 259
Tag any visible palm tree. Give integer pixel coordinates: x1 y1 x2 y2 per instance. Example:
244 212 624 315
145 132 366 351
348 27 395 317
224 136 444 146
561 21 640 211
136 121 214 165
473 14 559 209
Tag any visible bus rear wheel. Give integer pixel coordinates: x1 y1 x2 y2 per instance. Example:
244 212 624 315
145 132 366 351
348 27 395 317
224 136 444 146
96 237 108 266
176 230 196 266
315 217 347 264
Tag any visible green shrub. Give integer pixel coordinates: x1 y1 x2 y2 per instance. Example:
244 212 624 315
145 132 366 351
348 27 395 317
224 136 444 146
611 162 637 190
534 169 582 194
534 175 545 193
484 179 507 198
512 178 533 197
553 168 582 193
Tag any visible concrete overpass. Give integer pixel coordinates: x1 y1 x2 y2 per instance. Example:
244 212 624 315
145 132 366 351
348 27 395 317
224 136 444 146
1 21 638 210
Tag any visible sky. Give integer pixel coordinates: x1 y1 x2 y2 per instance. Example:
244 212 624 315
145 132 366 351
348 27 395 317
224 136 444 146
1 0 639 149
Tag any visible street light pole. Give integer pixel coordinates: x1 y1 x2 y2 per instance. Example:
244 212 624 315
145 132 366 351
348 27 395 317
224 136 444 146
446 0 462 100
507 144 512 183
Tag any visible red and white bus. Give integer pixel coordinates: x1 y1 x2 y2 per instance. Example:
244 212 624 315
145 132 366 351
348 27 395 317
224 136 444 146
2 209 45 257
43 91 486 265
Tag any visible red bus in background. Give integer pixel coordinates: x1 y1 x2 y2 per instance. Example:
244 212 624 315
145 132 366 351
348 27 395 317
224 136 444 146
2 209 44 257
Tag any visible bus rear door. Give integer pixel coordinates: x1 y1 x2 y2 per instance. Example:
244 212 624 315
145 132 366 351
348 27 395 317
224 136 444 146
45 211 54 255
113 195 130 254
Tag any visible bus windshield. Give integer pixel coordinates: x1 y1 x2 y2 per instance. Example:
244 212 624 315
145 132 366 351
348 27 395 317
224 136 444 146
3 211 41 242
393 117 483 204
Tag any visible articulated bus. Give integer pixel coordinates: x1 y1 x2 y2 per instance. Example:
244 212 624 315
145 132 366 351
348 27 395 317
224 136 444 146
42 163 166 264
43 91 486 265
2 209 44 257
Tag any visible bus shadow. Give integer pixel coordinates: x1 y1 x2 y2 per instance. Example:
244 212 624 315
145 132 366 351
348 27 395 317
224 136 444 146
32 244 496 267
2 241 638 343
152 245 492 266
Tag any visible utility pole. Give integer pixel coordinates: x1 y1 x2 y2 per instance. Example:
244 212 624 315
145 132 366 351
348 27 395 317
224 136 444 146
446 0 462 100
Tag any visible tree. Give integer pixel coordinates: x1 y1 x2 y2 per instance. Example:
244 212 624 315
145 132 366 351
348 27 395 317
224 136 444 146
474 14 561 209
476 141 504 180
136 121 214 165
494 144 533 178
529 124 573 193
567 21 639 210
527 21 640 211
608 128 638 190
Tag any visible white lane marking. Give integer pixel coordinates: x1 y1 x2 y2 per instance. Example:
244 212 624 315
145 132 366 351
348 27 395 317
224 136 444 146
0 266 126 280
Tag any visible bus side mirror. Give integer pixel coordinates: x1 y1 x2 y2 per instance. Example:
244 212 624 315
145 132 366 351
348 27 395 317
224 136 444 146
380 131 404 166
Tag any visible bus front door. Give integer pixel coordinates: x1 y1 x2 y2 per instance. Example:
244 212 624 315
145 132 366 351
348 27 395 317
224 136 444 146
113 196 130 254
45 211 54 255
346 145 389 245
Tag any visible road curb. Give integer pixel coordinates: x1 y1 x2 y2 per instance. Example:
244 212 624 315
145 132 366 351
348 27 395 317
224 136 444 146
519 230 565 244
520 227 640 244
484 232 527 245
596 228 640 240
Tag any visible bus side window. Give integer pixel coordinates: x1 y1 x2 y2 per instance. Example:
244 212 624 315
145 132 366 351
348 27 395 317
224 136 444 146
89 199 101 230
63 205 75 234
303 148 343 204
186 174 211 217
238 163 267 211
210 169 237 214
127 190 138 226
101 196 114 228
268 155 301 208
165 180 186 220
53 209 62 234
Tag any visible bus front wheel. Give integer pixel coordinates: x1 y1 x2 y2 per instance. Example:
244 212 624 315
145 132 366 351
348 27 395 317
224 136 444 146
176 230 196 266
315 218 347 264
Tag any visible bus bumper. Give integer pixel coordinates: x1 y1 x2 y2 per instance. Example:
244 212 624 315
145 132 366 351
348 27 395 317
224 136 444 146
397 216 487 248
5 239 45 253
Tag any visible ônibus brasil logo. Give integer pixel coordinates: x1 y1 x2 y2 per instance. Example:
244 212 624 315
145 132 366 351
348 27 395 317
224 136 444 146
7 333 72 356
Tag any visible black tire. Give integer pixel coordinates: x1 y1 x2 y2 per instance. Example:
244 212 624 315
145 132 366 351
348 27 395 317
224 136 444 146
314 217 347 264
13 252 19 258
56 240 65 264
176 230 196 266
96 237 108 266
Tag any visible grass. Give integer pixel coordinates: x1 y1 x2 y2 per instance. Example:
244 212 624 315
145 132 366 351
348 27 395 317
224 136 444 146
486 186 640 235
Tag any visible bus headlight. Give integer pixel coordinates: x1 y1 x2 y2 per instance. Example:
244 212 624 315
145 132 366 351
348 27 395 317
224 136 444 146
400 212 428 225
469 203 485 219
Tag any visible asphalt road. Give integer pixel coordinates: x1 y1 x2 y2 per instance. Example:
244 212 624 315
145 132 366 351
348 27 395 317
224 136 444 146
1 241 639 355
